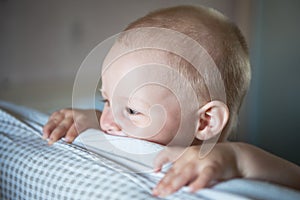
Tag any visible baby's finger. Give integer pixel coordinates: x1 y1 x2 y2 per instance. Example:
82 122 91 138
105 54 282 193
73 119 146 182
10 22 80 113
153 150 171 172
153 164 194 197
65 124 78 143
49 111 65 121
48 118 73 145
59 108 73 117
153 147 186 172
153 168 177 197
43 121 57 139
43 112 65 138
188 165 220 192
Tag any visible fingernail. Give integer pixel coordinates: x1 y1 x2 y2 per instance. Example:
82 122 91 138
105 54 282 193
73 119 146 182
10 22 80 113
42 134 47 139
47 138 54 146
153 184 163 196
156 186 171 197
159 189 169 197
152 188 159 196
153 167 161 173
188 186 196 193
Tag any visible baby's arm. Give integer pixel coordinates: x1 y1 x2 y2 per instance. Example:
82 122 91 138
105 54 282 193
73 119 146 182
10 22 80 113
43 109 101 145
152 142 300 197
233 142 300 190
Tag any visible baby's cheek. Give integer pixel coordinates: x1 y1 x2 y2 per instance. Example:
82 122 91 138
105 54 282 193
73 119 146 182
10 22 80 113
99 118 104 130
129 115 151 128
162 115 182 145
99 117 106 131
149 121 179 145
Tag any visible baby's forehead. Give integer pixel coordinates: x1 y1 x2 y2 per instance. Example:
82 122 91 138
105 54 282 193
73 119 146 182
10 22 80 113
102 50 177 87
102 47 186 93
102 46 173 72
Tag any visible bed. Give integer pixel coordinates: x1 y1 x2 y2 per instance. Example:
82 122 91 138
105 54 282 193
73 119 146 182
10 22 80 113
1 101 299 200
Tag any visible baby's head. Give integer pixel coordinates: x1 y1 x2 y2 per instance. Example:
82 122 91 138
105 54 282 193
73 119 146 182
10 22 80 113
99 5 250 146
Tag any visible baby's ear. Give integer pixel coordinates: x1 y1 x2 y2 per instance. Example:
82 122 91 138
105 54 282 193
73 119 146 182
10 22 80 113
195 101 229 141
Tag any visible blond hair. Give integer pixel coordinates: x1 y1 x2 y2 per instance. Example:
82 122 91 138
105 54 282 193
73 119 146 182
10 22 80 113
116 5 251 139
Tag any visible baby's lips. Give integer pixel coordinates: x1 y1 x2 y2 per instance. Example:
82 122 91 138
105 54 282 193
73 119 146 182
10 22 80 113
106 130 128 137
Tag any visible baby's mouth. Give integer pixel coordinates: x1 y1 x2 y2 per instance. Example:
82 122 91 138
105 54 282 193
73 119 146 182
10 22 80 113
105 130 128 137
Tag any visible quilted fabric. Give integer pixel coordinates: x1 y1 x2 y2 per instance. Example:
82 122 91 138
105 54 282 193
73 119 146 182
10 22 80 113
0 104 200 200
1 102 299 200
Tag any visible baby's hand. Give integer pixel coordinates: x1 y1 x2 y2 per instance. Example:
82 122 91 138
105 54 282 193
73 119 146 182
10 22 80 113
152 143 241 197
43 108 101 145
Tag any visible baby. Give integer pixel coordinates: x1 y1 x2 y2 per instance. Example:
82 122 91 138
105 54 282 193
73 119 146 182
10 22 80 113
43 5 300 197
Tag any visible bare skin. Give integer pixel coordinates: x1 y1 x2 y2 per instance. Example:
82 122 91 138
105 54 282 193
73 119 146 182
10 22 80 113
152 144 240 196
152 142 300 197
43 108 101 145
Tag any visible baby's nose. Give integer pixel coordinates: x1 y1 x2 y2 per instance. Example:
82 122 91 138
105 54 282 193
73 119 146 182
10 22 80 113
100 107 122 133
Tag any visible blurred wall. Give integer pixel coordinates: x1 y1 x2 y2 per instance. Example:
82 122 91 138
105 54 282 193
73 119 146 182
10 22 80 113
242 0 300 164
0 0 249 111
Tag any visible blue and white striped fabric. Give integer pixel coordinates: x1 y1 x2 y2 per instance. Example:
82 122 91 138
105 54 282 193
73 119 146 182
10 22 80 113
1 101 300 200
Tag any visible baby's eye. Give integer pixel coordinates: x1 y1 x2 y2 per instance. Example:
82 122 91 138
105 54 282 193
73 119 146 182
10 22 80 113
100 98 110 106
125 107 140 115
